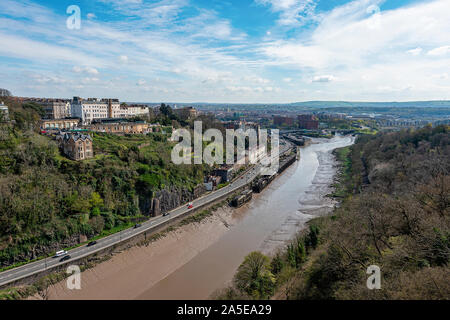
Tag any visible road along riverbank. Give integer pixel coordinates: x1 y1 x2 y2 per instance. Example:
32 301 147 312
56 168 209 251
41 135 353 300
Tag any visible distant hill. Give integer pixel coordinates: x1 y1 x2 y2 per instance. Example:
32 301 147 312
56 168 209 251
136 101 450 108
288 101 450 108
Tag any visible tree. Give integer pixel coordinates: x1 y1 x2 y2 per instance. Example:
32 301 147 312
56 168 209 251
234 251 275 299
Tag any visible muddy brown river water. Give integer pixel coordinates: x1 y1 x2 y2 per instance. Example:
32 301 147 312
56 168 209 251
136 135 354 299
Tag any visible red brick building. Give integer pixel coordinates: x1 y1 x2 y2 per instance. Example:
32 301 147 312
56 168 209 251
274 116 295 126
298 114 319 130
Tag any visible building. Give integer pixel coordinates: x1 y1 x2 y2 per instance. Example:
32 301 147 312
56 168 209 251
19 98 72 119
222 121 240 130
38 99 71 119
212 165 234 183
89 119 150 134
122 104 150 118
273 116 294 126
41 118 80 130
173 107 197 120
0 88 11 97
56 132 93 161
43 100 71 119
71 97 121 124
71 97 150 124
298 114 319 130
204 175 222 191
0 101 9 121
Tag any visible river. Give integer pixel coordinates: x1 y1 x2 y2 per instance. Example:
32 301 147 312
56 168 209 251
136 135 354 299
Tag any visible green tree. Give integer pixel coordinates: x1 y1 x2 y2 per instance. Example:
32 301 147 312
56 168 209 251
234 251 275 299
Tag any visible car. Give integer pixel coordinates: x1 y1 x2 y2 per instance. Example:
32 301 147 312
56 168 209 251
87 240 97 247
162 212 170 217
55 250 68 257
134 223 142 229
187 202 194 209
59 255 71 262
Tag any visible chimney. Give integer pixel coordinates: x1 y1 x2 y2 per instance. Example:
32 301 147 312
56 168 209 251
108 99 112 118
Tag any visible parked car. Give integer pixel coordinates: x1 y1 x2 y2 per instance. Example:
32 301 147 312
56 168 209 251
87 241 97 247
59 255 71 262
55 250 68 257
134 223 142 229
163 212 170 217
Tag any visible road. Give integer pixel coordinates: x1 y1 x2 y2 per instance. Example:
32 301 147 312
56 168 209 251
0 143 291 287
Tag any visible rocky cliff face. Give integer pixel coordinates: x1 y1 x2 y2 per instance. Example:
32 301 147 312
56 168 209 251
139 184 206 217
2 234 86 267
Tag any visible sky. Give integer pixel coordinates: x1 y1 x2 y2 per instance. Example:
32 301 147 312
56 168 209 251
0 0 449 103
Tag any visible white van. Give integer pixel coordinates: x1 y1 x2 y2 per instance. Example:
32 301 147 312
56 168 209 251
55 250 68 257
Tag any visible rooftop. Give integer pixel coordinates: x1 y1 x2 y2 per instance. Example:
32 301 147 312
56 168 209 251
91 118 146 124
58 132 92 142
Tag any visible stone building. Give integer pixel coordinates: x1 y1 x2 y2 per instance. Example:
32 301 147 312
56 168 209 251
41 118 80 130
57 132 93 161
42 99 71 119
20 98 71 119
88 119 150 134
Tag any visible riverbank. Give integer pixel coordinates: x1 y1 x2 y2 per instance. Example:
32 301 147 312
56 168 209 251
37 136 354 300
270 127 450 300
37 205 243 300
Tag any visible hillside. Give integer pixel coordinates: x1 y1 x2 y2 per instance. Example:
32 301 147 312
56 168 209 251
217 125 449 300
290 125 450 299
0 98 210 268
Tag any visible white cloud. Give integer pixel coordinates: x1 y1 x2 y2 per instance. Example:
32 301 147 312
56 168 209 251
259 0 450 100
119 55 129 63
82 77 100 83
407 47 423 56
73 66 99 75
256 0 317 26
427 45 450 56
312 75 335 83
243 76 270 84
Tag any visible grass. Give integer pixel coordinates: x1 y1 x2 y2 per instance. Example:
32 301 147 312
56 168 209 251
217 182 230 189
328 146 352 198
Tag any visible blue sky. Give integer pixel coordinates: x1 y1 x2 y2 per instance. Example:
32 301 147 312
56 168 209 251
0 0 449 103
